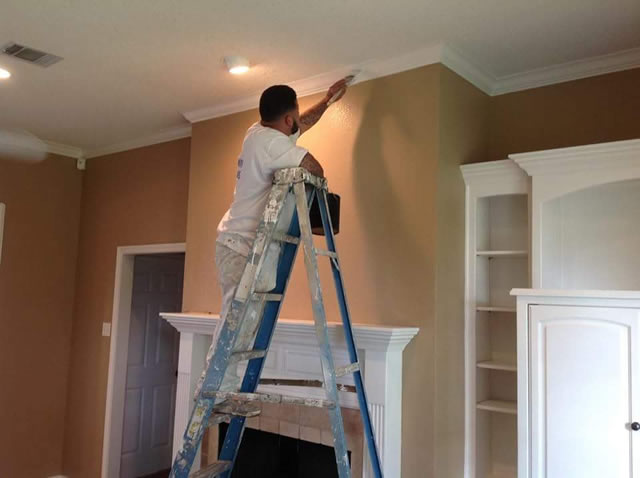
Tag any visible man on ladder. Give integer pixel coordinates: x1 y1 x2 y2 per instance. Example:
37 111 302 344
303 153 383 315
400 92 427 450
171 75 384 478
194 78 349 399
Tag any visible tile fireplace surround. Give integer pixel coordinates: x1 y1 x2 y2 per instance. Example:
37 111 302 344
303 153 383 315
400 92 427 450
161 312 419 477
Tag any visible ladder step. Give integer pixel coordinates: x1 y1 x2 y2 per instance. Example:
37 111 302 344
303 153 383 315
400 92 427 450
229 350 267 363
202 390 336 409
259 377 356 393
251 293 283 302
207 399 262 427
335 362 360 378
190 461 233 478
273 232 300 244
314 248 338 259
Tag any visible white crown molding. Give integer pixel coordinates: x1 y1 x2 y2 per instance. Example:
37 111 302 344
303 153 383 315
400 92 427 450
493 46 640 95
440 44 495 95
44 140 84 159
461 159 527 184
183 44 446 123
510 138 640 176
84 124 192 159
38 44 640 158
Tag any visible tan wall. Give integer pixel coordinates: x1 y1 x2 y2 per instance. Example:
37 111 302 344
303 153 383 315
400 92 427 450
0 154 83 478
183 65 442 477
62 139 191 477
434 67 490 478
488 67 640 162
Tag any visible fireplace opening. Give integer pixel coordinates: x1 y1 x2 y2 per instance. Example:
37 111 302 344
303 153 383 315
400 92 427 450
218 423 350 478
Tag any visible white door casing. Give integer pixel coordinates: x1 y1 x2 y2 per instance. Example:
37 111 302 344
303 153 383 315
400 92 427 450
120 255 184 477
102 243 186 478
529 304 640 478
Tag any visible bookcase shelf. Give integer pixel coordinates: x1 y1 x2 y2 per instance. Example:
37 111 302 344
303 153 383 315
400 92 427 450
477 400 517 415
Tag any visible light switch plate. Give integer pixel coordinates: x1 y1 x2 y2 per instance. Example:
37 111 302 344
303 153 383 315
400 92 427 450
102 322 112 337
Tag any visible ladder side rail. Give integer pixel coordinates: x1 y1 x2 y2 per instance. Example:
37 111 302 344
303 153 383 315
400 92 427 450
217 188 314 478
294 182 351 478
317 189 384 478
170 183 291 477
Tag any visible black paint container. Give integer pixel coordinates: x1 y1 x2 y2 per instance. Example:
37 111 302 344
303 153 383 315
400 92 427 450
309 193 340 235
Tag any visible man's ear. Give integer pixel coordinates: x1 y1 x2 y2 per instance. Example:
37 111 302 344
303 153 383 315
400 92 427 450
284 114 293 127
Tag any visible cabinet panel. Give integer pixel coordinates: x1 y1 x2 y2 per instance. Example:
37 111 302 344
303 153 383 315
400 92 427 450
529 305 640 478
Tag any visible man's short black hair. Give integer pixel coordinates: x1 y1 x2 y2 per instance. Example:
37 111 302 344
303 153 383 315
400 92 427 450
259 85 297 122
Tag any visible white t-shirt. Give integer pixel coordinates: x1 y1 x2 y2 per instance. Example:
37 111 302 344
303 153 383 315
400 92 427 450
217 122 308 256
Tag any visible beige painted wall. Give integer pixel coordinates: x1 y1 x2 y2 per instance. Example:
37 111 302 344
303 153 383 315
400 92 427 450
488 67 640 162
0 154 83 478
184 65 443 476
62 139 191 477
435 67 490 478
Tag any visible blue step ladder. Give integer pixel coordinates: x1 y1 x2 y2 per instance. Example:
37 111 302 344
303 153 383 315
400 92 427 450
169 168 384 478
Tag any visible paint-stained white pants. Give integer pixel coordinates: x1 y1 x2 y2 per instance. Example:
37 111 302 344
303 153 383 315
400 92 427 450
193 239 280 399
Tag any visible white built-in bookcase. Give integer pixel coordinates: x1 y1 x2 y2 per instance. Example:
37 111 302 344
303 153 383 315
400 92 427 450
462 160 529 478
461 139 640 478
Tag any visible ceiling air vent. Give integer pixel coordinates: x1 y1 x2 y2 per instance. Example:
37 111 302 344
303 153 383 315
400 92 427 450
1 42 63 67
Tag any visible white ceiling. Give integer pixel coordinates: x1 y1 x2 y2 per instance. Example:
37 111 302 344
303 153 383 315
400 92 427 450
1 0 639 157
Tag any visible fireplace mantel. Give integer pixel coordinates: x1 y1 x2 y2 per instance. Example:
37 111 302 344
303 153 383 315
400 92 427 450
161 312 419 477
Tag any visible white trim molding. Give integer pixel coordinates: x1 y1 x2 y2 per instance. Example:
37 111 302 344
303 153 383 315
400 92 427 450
161 312 419 478
85 124 192 159
38 43 640 159
183 43 447 123
102 242 186 478
493 46 640 95
44 140 84 159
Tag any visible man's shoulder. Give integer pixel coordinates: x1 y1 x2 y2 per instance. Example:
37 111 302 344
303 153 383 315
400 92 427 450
245 123 285 151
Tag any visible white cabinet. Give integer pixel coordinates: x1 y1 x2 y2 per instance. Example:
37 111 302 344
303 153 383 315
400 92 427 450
514 290 640 478
463 139 640 477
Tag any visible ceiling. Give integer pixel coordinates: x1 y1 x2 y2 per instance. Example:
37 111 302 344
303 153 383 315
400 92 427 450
1 0 639 157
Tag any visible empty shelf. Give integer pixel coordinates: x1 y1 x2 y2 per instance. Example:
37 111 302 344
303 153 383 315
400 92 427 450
477 400 517 415
476 306 517 313
477 360 517 372
476 250 528 257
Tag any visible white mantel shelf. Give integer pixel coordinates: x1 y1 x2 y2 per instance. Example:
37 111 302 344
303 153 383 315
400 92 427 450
161 311 419 478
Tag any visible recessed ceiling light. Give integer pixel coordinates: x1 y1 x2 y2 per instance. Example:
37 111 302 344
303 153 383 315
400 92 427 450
0 67 10 80
224 56 250 75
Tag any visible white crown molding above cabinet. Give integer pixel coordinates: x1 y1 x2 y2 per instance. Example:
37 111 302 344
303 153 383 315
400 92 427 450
161 312 418 478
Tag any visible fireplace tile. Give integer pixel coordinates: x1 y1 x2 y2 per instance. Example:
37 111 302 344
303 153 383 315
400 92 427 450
300 425 322 444
299 405 331 430
259 416 279 434
321 429 334 447
279 420 300 439
260 402 279 418
245 416 260 430
277 403 300 422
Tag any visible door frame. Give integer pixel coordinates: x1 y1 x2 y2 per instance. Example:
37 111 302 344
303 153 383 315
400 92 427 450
102 243 186 478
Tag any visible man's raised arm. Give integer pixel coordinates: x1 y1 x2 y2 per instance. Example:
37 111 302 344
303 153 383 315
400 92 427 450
299 78 348 134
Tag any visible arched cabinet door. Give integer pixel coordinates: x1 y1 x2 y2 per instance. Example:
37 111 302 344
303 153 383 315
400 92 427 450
529 304 640 478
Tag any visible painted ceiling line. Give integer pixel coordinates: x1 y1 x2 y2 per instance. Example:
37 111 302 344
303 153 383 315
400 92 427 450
18 42 640 160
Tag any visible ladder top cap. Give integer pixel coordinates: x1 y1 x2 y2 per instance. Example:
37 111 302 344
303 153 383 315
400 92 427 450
274 167 328 190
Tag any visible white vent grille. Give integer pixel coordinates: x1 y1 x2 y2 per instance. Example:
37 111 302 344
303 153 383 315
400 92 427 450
1 42 63 67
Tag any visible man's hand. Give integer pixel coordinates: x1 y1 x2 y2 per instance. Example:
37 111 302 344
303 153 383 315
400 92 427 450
300 76 350 134
325 78 348 105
